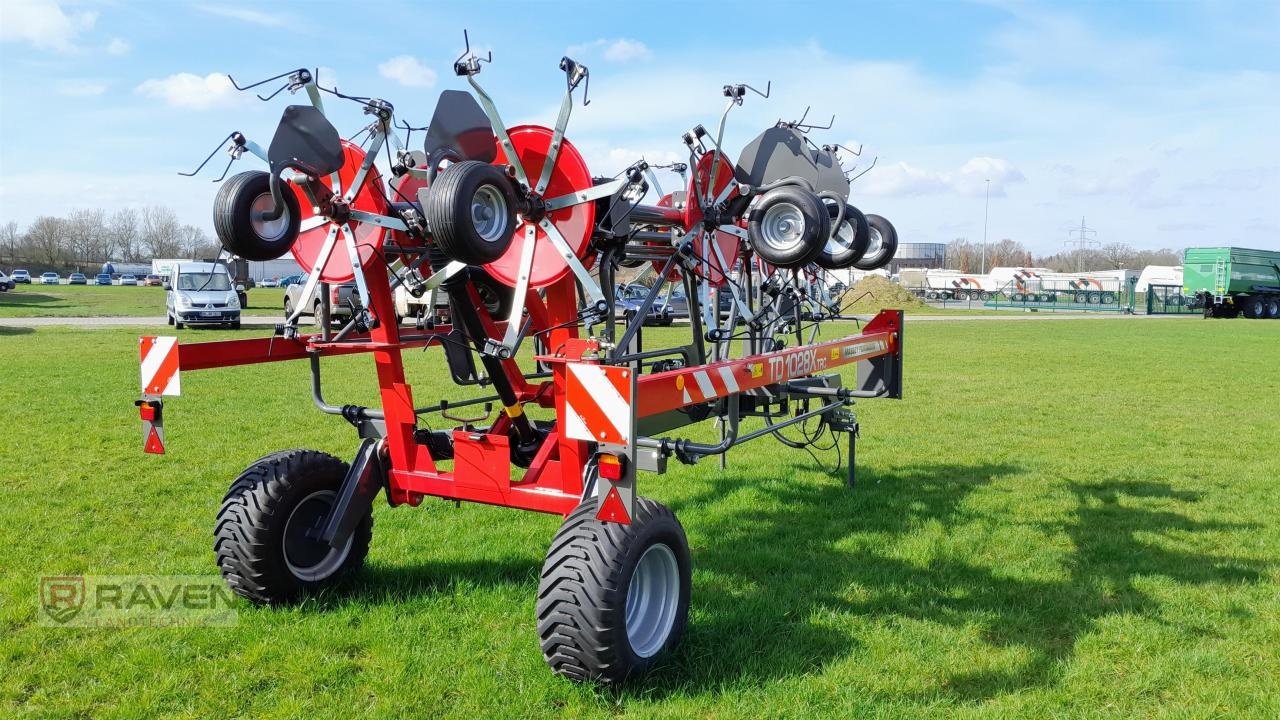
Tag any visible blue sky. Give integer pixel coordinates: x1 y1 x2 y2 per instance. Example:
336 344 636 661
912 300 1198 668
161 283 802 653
1 0 1277 253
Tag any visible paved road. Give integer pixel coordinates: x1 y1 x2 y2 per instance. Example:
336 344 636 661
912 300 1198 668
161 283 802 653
0 312 1199 328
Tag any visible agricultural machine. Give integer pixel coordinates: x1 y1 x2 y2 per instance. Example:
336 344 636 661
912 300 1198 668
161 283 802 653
137 37 904 683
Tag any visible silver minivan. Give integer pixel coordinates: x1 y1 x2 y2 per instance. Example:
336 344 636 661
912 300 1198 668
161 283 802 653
166 261 242 329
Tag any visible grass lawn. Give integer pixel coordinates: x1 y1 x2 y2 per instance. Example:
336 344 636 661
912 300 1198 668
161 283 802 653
1 318 1277 718
0 284 286 318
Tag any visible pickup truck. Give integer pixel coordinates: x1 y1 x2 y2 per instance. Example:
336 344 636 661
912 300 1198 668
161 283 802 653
284 281 361 325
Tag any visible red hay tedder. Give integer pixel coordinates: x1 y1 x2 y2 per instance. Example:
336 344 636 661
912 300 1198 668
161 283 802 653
139 34 904 684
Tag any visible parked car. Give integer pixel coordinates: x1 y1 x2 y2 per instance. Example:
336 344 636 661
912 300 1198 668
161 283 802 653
279 274 304 287
284 280 361 325
68 272 87 285
166 261 241 329
11 269 31 284
655 286 689 318
94 273 113 286
119 275 138 286
143 274 164 287
0 270 13 291
615 284 673 326
40 272 60 285
258 277 278 288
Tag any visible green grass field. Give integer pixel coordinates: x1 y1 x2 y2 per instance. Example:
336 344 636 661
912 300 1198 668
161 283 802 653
0 285 286 317
1 319 1277 718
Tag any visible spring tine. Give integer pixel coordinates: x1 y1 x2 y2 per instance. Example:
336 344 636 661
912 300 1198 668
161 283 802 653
227 68 303 92
178 131 237 177
211 155 236 183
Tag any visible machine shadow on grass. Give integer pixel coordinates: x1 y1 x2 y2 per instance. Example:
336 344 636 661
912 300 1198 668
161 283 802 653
0 326 35 335
0 292 63 308
625 464 1270 702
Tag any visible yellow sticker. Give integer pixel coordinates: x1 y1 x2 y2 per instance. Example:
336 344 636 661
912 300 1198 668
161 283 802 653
675 375 685 390
830 348 840 361
749 363 763 379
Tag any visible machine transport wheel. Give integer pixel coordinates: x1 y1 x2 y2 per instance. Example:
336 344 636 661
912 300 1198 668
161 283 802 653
213 171 301 261
1102 292 1116 304
537 497 692 684
1087 293 1099 304
214 449 373 605
746 186 830 268
1242 296 1264 319
926 291 939 300
1266 296 1280 319
426 160 518 266
1074 293 1086 304
980 291 992 301
852 214 898 271
815 202 870 270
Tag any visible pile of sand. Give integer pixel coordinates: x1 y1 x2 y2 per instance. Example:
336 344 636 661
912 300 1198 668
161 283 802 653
838 275 929 313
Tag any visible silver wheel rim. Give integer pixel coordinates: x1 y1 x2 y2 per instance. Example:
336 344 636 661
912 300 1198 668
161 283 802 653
825 216 855 256
282 490 354 582
625 542 680 658
471 185 509 244
865 225 884 257
759 202 807 254
250 192 290 241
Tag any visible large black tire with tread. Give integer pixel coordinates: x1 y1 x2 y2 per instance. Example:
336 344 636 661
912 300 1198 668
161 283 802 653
746 186 830 269
537 497 691 684
426 160 517 265
214 449 372 605
1241 295 1265 319
815 202 870 270
1265 295 1280 319
853 213 899 270
213 171 301 261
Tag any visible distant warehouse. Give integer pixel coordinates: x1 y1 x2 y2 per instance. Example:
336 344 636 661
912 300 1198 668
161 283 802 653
886 242 946 273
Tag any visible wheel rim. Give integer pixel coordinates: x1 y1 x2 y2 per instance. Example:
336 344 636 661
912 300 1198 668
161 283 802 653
625 542 680 658
250 192 291 241
282 490 354 582
470 185 509 245
865 225 884 257
759 202 807 255
825 216 855 255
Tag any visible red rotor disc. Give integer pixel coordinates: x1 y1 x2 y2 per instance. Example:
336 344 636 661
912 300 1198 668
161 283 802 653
649 193 684 282
290 140 388 283
684 152 737 229
484 125 595 289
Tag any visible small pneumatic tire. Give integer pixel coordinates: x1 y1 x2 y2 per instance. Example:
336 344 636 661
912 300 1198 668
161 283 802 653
213 171 301 261
537 497 691 685
746 186 830 269
214 449 372 605
852 214 898 270
426 161 518 266
815 202 870 270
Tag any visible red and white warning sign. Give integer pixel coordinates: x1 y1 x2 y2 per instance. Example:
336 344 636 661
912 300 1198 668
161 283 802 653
139 336 181 396
563 363 633 445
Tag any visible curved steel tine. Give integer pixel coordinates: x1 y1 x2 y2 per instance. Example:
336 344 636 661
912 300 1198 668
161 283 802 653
211 155 236 183
178 131 237 177
227 68 303 92
256 82 289 102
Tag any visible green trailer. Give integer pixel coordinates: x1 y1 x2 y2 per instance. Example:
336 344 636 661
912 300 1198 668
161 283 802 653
1182 246 1280 319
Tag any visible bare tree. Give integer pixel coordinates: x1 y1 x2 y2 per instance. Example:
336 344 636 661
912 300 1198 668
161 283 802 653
25 216 68 267
108 209 141 262
64 208 109 266
179 225 220 259
1099 242 1135 269
141 206 183 258
0 220 20 264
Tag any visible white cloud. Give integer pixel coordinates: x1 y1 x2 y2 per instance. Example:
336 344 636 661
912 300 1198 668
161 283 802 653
0 0 97 52
55 79 108 97
566 38 652 63
106 37 130 55
378 55 437 88
194 5 286 27
135 72 238 110
861 157 1026 198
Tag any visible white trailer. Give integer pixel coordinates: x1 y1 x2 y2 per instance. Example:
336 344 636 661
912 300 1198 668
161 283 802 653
1135 265 1182 292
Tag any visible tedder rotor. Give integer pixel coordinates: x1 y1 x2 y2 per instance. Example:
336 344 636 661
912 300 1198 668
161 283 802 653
139 35 904 684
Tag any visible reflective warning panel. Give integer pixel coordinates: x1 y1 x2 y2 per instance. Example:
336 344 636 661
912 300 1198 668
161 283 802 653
563 363 633 445
139 337 181 396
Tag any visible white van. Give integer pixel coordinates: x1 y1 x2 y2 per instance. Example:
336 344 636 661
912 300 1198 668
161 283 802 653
166 261 242 329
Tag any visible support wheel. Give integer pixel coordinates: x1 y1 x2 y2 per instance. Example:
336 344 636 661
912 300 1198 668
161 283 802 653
213 171 301 261
537 497 691 684
815 202 870 270
852 213 899 270
746 186 829 269
214 449 372 605
426 160 517 266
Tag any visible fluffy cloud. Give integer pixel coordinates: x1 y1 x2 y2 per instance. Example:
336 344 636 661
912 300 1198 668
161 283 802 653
566 38 652 63
861 157 1026 198
135 72 238 110
106 37 130 55
378 55 437 88
0 0 97 52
